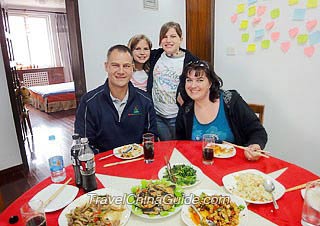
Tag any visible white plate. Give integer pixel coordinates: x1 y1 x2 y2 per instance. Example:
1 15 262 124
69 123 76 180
113 143 143 159
58 188 131 226
214 143 236 158
301 189 306 199
222 169 285 204
181 189 248 226
30 184 79 213
158 163 204 188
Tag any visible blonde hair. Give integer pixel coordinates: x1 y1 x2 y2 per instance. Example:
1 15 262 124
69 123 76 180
159 21 182 45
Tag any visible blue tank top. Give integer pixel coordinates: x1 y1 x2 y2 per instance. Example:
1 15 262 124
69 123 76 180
191 95 235 142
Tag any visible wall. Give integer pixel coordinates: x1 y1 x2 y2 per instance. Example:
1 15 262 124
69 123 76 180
0 48 22 170
215 1 320 175
78 0 186 91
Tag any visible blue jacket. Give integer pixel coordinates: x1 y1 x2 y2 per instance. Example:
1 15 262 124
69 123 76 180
74 80 158 152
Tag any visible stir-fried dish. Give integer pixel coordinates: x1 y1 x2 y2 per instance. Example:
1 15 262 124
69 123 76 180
129 180 184 217
163 164 197 186
189 192 244 226
66 194 125 226
118 144 143 158
214 145 233 156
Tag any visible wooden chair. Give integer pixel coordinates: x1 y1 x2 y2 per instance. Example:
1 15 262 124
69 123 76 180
248 103 265 124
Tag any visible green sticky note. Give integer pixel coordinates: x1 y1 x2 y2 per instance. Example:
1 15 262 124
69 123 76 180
297 34 309 44
270 8 280 19
237 4 245 13
242 33 250 42
247 44 256 53
240 20 249 29
288 0 299 5
307 0 318 8
261 40 271 49
248 6 256 17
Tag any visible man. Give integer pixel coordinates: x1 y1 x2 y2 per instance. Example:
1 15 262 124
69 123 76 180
75 45 157 152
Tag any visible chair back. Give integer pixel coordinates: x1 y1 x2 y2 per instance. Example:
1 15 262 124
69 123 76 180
248 103 265 124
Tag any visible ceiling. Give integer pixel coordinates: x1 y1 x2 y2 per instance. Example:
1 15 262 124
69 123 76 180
2 0 65 10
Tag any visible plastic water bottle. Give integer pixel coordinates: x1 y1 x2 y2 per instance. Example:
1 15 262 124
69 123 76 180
48 135 66 183
78 137 97 192
71 134 82 187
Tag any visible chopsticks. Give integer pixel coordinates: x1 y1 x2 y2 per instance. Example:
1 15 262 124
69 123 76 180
286 178 320 192
98 153 114 161
164 156 176 183
222 141 271 158
103 157 144 167
43 177 72 208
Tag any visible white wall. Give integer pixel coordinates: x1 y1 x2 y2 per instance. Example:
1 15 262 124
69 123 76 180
215 1 319 175
0 48 22 170
78 0 186 91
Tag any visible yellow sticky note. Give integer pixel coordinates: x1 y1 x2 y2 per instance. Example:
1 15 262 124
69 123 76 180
297 34 309 44
237 4 245 14
261 40 271 49
270 8 280 19
307 0 318 8
247 44 256 53
288 0 299 5
248 6 256 17
242 33 250 42
240 20 249 30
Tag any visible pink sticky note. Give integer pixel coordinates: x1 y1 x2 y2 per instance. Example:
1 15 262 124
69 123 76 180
257 6 267 16
304 46 315 57
306 20 317 31
281 41 291 53
252 17 261 25
265 21 275 30
231 14 238 23
289 27 299 38
271 32 280 41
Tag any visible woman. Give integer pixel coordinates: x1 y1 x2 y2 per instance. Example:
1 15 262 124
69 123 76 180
147 21 199 141
176 60 268 161
128 34 152 91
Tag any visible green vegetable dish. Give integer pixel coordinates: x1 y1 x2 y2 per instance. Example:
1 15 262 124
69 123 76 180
129 179 184 218
164 164 197 186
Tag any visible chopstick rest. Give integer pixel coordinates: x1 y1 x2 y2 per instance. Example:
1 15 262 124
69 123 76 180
43 177 72 208
103 157 144 167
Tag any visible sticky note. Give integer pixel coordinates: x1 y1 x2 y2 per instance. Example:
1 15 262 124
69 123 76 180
271 32 280 41
297 34 309 44
307 0 318 8
306 20 318 31
255 29 265 39
231 14 238 23
281 41 291 53
240 20 249 29
247 44 256 53
237 4 245 14
265 21 275 30
309 31 320 45
293 9 306 21
288 0 299 6
252 17 261 25
270 8 280 19
248 6 257 17
261 40 271 49
248 0 257 5
289 27 299 38
257 6 267 16
242 33 250 42
304 46 315 57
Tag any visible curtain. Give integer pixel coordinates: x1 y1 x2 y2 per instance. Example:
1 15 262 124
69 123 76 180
55 14 73 82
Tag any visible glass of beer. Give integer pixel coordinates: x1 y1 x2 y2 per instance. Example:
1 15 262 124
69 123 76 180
142 133 154 163
20 199 47 226
202 134 216 165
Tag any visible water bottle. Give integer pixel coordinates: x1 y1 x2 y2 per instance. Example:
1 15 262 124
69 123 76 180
78 137 97 192
71 134 82 187
48 135 66 183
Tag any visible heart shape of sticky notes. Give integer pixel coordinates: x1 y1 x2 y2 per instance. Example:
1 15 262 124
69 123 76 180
304 46 315 57
252 17 261 25
271 32 280 41
289 27 299 38
306 20 317 31
257 6 266 16
265 21 275 30
281 41 291 53
231 14 238 23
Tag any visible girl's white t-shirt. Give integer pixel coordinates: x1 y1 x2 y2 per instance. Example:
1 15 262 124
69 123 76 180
131 70 148 92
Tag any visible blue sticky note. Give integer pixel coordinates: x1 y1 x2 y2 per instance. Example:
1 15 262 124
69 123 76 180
309 31 320 45
255 29 265 39
293 9 306 21
248 0 257 4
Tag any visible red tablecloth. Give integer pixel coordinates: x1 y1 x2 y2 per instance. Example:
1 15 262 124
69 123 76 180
0 140 318 226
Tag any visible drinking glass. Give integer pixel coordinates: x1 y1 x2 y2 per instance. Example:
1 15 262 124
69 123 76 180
142 133 154 163
202 134 216 165
20 199 47 226
301 181 320 226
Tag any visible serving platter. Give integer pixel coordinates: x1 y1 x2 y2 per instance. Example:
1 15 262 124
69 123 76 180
113 143 143 160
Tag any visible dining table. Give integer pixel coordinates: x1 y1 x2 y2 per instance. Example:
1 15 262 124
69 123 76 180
0 140 318 226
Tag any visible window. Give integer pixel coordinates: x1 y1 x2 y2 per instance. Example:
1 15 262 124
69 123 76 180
8 13 55 68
